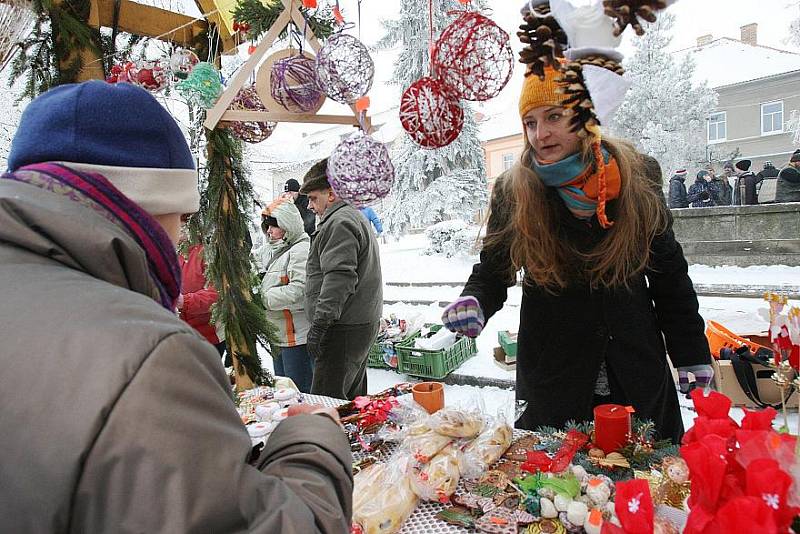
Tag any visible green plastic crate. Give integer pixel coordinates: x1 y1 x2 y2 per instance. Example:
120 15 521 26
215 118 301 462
498 330 518 359
367 330 422 369
396 324 477 379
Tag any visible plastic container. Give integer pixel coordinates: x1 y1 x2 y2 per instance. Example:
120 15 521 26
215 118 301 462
396 324 477 380
411 381 445 414
705 320 772 359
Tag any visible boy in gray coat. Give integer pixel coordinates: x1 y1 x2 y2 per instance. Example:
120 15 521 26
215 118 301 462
300 159 383 399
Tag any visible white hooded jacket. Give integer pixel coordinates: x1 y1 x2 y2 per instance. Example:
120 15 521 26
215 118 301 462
257 198 311 347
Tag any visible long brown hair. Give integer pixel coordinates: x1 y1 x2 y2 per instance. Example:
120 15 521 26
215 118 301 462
484 136 669 291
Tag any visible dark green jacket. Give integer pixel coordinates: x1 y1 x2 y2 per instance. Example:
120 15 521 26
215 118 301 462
305 199 383 329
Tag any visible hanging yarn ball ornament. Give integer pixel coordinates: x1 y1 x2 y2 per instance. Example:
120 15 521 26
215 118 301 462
431 12 513 102
399 77 464 149
130 59 167 92
0 0 35 72
176 61 223 108
169 48 199 80
220 86 277 144
327 133 395 208
256 50 325 114
315 33 375 104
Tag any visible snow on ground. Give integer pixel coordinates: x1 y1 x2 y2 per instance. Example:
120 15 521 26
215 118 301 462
688 264 800 287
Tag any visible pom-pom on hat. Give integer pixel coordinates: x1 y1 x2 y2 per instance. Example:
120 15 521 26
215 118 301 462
735 159 751 172
7 81 198 216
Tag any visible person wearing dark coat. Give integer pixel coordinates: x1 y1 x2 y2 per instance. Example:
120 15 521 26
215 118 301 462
441 66 712 444
709 170 732 206
667 169 690 208
756 161 780 203
732 159 761 205
284 178 317 236
687 170 717 208
775 152 800 203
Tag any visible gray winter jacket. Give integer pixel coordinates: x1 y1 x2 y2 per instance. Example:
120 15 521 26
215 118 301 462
0 178 353 533
305 199 383 329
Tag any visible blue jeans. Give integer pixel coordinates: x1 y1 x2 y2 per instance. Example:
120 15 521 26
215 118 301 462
272 344 314 393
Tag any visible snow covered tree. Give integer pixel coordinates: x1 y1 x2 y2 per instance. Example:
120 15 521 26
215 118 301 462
376 0 488 235
609 12 717 182
789 2 800 48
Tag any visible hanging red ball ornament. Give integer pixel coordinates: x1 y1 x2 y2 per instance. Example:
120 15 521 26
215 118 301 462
399 77 464 149
129 60 167 92
432 12 514 102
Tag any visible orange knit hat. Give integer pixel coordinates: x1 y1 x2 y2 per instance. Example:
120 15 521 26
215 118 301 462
518 66 568 119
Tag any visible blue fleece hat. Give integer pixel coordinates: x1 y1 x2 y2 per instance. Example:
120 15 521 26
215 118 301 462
8 81 199 215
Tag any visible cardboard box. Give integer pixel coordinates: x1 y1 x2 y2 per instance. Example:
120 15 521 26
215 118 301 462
712 358 797 408
494 346 516 371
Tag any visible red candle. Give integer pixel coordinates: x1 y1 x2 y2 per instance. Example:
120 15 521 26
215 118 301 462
593 404 632 454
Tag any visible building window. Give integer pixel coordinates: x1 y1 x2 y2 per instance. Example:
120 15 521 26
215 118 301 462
707 112 726 143
761 101 783 135
502 153 515 170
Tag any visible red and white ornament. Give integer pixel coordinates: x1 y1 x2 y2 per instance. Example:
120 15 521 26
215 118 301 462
432 12 514 102
399 77 463 149
130 60 167 92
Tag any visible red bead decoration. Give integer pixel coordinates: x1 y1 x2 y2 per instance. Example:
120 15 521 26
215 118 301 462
399 77 464 149
432 12 514 102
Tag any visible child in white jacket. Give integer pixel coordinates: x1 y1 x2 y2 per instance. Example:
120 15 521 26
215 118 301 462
258 197 313 392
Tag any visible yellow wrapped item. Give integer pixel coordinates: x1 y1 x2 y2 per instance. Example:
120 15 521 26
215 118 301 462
410 444 461 502
461 421 513 480
353 463 419 534
429 408 484 439
403 424 452 463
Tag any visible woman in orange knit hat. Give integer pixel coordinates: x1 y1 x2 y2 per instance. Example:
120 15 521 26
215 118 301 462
442 0 712 443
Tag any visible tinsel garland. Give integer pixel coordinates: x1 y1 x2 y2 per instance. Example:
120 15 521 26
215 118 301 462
535 419 679 482
232 0 335 43
204 127 279 387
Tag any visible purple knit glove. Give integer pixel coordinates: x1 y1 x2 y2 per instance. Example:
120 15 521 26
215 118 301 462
678 364 714 394
442 296 485 338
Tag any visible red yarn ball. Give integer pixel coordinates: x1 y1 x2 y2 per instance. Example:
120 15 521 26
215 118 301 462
399 77 464 149
432 12 514 102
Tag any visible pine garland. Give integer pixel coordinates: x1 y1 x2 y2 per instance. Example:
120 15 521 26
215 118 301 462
534 418 678 482
204 127 279 387
232 0 335 42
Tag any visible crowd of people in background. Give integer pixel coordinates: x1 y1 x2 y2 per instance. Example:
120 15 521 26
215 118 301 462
667 149 800 208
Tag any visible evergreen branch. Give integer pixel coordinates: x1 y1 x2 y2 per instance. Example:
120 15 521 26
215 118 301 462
204 127 279 387
232 0 335 42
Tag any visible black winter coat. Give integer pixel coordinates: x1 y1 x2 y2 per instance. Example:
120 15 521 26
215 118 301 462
667 176 689 208
776 166 800 203
733 172 762 205
294 195 317 237
710 177 732 206
461 166 711 444
687 179 717 208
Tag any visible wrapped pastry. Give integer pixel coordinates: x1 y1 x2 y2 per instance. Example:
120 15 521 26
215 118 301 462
353 459 419 534
403 426 452 463
429 408 484 439
461 421 513 479
410 444 461 502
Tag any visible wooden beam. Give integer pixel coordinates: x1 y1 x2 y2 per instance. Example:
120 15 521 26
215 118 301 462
221 110 360 126
204 8 292 130
96 0 208 48
73 0 105 81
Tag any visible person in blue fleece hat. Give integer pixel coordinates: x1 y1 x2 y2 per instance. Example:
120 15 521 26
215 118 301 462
0 81 352 532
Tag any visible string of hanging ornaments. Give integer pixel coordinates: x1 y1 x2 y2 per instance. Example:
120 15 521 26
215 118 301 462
321 2 393 207
106 48 201 94
400 0 514 149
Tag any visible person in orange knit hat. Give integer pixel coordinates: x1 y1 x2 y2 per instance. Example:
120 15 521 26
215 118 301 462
442 0 712 444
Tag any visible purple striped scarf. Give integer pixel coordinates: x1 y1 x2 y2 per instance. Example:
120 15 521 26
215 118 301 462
2 163 181 310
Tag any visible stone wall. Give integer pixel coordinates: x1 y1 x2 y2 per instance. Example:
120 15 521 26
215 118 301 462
670 203 800 266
